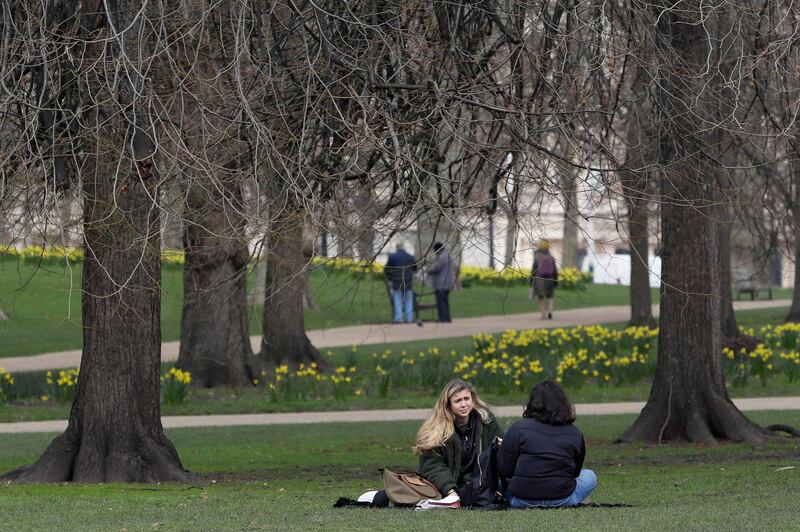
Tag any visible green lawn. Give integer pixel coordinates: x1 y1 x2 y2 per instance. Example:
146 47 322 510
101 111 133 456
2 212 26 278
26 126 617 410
1 411 798 530
0 257 668 358
2 255 795 360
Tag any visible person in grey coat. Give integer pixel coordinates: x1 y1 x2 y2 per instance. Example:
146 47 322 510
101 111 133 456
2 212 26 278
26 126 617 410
530 240 558 319
426 242 456 322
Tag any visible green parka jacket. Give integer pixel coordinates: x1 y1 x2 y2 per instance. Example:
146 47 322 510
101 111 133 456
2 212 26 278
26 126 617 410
417 413 504 495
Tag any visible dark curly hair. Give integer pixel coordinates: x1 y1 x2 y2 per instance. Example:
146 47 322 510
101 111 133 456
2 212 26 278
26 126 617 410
522 380 576 425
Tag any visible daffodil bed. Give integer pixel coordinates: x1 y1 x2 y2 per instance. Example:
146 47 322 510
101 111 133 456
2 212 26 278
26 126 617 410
0 411 798 529
250 323 800 400
309 255 593 290
3 323 799 411
1 246 592 289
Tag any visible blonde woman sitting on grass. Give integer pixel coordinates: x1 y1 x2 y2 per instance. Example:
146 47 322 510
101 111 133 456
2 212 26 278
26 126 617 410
360 379 503 508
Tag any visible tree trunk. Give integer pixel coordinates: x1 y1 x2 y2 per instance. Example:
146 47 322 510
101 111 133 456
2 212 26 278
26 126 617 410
261 206 322 366
4 139 190 483
786 173 800 322
498 198 519 269
561 171 580 268
619 2 773 445
625 170 655 328
619 160 768 445
176 178 258 387
719 208 740 339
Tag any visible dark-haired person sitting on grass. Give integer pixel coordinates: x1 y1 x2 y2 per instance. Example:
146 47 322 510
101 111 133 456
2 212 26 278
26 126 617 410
497 380 597 508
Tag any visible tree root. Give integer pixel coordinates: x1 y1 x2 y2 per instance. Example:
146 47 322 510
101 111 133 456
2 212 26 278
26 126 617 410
2 424 192 484
765 424 800 437
618 392 786 446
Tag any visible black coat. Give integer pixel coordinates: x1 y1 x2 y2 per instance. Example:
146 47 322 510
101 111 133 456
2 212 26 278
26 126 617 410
418 414 504 496
496 418 586 500
385 249 416 291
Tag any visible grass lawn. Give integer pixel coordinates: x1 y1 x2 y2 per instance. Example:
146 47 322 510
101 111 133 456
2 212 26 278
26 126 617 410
0 252 792 361
0 411 798 530
0 257 672 358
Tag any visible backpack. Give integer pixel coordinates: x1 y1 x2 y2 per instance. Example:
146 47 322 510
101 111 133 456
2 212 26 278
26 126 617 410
537 255 556 278
460 438 505 509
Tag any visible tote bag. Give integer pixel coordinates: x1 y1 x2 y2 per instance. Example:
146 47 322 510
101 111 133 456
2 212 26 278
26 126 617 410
381 468 441 505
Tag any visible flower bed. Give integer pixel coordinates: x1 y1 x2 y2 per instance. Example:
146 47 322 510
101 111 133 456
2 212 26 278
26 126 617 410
3 324 797 406
311 257 592 290
1 246 185 268
251 324 800 400
2 247 592 289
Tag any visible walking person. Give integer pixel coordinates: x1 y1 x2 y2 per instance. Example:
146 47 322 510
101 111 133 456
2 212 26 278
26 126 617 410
530 240 558 319
497 379 597 508
426 242 456 323
384 244 417 323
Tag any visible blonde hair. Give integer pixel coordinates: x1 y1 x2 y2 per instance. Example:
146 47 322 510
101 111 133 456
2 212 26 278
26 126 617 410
412 379 493 455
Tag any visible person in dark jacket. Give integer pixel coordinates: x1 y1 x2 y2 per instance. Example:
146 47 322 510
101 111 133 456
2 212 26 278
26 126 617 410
497 380 597 508
414 379 504 506
384 244 417 323
426 242 456 322
530 240 558 319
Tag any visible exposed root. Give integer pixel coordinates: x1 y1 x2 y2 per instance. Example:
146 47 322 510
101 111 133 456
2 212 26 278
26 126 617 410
765 424 800 437
685 410 717 445
618 392 783 446
3 425 191 484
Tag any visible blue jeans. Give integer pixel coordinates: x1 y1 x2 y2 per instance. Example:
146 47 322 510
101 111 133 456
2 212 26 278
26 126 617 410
506 469 597 508
391 289 414 323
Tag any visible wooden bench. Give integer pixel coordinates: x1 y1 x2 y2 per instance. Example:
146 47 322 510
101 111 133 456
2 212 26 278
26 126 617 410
734 277 773 301
384 279 437 322
413 291 437 322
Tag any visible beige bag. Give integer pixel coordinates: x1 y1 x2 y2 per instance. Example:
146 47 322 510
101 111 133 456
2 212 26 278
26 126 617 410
381 468 441 504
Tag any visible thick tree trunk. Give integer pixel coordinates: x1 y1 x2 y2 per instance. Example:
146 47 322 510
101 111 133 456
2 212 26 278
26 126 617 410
619 162 767 445
785 174 800 322
4 143 190 483
176 178 258 387
625 170 655 328
261 207 322 366
619 3 774 445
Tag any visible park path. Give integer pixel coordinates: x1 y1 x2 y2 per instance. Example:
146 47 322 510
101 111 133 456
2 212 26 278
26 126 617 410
1 299 790 373
1 396 798 434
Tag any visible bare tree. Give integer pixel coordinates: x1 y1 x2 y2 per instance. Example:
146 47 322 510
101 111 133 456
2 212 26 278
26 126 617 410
619 1 792 444
1 1 190 481
169 4 261 386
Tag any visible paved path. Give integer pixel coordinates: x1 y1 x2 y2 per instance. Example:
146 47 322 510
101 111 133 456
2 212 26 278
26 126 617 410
2 396 798 434
1 299 790 373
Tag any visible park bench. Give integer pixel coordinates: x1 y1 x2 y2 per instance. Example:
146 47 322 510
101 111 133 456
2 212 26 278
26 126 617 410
384 279 437 322
734 273 773 301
